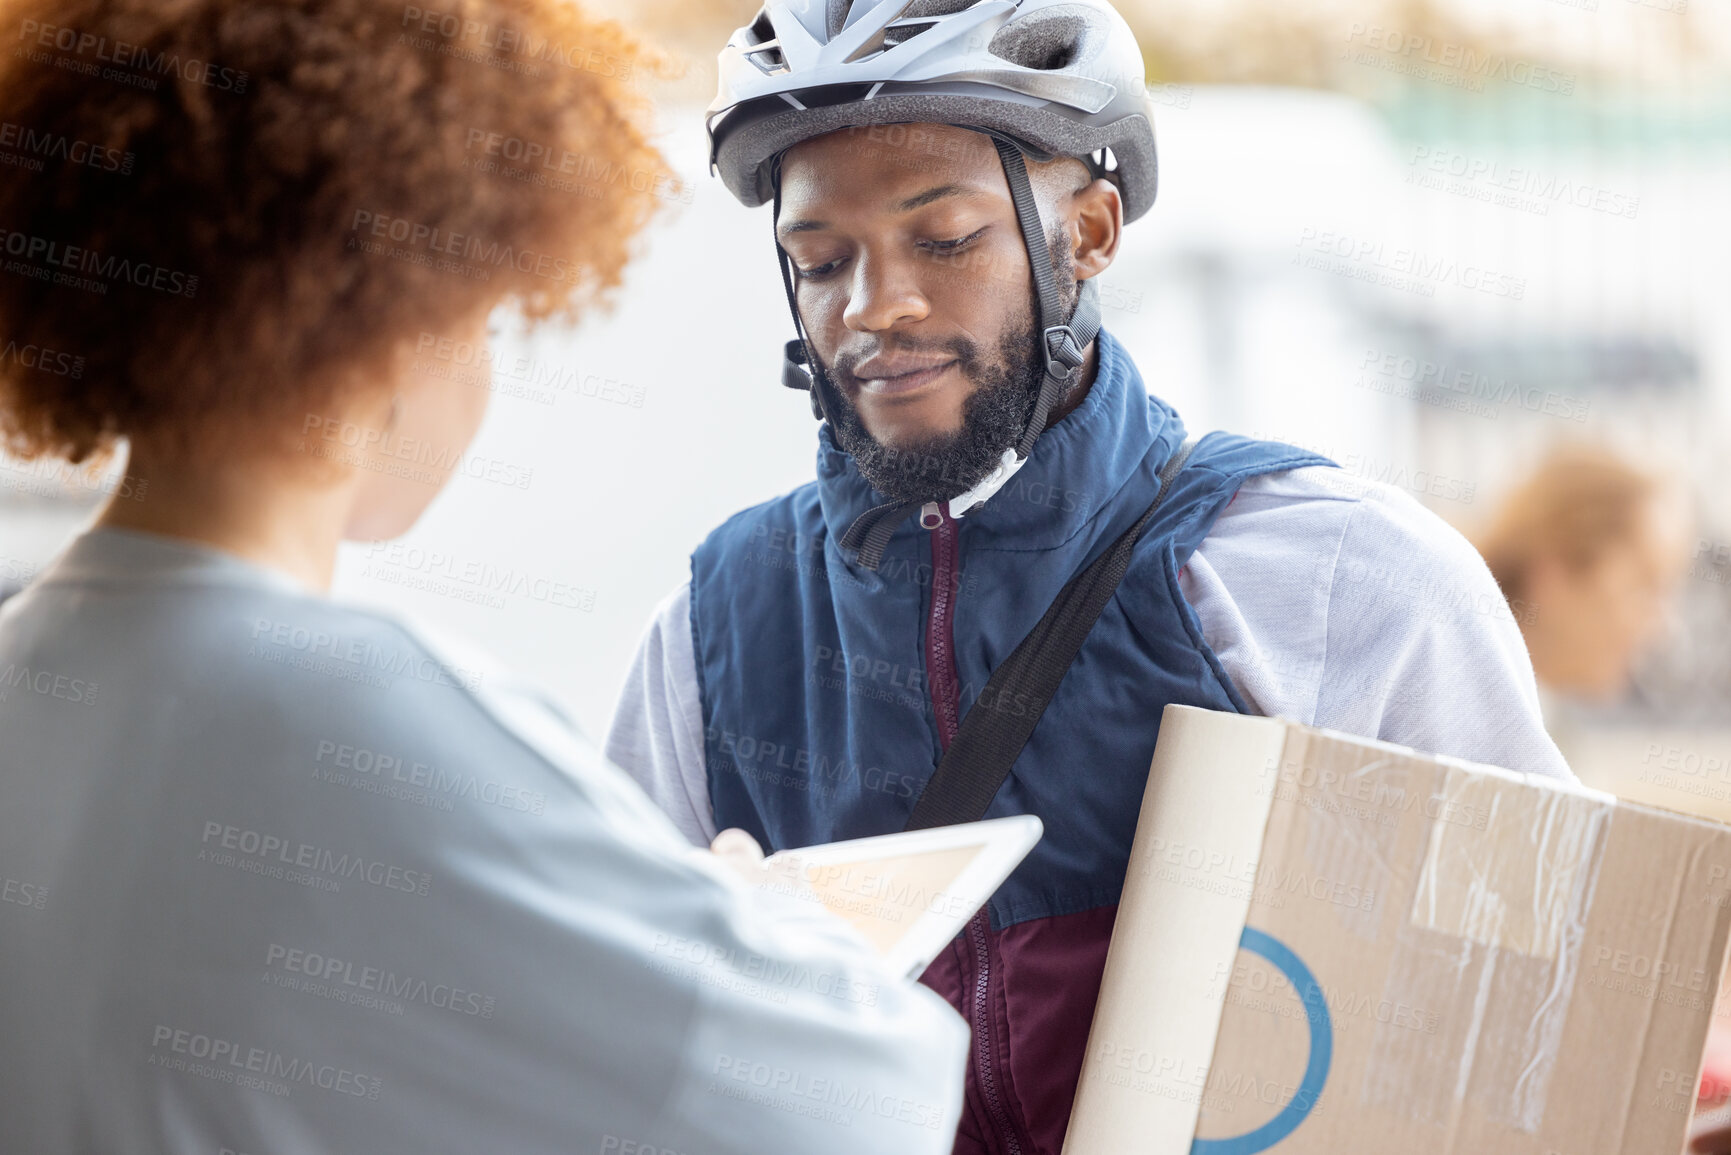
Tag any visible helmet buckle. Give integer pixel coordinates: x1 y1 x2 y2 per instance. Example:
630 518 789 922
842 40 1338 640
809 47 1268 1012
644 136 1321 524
1043 324 1084 376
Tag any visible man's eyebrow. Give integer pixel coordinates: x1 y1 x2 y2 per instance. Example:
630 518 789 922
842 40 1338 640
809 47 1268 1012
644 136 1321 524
778 183 986 235
898 183 980 211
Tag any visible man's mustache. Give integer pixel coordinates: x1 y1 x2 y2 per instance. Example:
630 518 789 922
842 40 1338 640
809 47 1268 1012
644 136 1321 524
831 335 980 380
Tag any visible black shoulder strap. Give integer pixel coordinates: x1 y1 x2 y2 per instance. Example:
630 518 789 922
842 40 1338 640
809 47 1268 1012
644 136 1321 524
903 436 1201 832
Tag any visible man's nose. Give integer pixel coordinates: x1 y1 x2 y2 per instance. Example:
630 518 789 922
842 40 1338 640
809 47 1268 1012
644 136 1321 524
842 254 929 333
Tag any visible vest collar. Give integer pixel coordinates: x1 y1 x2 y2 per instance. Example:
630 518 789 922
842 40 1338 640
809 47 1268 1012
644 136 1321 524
815 329 1186 557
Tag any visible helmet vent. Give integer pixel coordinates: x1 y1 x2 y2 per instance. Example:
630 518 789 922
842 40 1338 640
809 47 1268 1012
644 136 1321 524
744 10 790 74
884 19 936 46
747 45 790 74
988 12 1087 71
902 0 981 16
825 0 853 38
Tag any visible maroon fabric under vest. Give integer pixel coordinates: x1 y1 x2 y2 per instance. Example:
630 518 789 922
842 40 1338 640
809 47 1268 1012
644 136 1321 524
919 905 1119 1155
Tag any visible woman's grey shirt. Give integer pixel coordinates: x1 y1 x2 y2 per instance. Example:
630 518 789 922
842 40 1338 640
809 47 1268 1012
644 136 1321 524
0 528 965 1155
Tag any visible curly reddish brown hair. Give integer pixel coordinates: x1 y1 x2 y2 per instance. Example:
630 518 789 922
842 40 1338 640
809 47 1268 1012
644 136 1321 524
0 0 673 462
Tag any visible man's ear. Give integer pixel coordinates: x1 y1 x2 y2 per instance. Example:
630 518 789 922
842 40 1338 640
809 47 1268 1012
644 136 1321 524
1068 177 1123 281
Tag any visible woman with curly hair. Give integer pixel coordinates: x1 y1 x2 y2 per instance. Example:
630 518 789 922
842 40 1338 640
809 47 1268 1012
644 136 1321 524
0 2 966 1152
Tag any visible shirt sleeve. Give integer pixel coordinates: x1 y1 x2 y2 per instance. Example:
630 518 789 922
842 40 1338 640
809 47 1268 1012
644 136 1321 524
449 646 972 1155
604 582 718 846
1180 467 1574 780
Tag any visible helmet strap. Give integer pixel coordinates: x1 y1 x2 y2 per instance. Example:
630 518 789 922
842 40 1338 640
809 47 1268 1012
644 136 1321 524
770 165 836 423
772 163 929 571
987 134 1101 461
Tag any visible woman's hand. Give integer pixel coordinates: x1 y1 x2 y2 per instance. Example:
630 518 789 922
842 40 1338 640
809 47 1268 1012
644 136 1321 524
709 828 818 904
709 827 770 882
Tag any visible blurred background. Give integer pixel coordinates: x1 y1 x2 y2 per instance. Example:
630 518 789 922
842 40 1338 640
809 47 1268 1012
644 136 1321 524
4 0 1731 824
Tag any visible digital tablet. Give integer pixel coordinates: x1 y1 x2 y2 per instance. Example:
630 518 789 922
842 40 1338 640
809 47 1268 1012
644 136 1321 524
760 815 1044 980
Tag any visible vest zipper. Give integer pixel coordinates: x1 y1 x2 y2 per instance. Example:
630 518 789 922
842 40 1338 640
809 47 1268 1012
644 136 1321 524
968 909 1021 1155
924 506 1026 1155
925 505 962 752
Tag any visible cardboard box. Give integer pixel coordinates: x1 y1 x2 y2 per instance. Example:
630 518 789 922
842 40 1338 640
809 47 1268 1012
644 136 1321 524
1063 705 1731 1155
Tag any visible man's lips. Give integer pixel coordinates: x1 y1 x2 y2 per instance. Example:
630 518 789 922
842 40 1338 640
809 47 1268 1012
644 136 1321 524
853 359 959 396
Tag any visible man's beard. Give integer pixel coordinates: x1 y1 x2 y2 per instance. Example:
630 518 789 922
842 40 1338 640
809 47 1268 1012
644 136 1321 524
821 232 1077 506
825 313 1043 505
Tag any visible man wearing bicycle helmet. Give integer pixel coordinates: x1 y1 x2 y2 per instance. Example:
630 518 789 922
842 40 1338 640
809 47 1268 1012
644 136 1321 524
608 2 1574 1151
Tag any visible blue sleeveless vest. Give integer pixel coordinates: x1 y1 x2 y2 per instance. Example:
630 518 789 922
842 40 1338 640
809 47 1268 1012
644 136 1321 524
689 331 1331 930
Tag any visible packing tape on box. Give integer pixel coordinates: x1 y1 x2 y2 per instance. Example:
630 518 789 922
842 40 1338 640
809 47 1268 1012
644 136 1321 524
1411 773 1611 960
1361 769 1611 1131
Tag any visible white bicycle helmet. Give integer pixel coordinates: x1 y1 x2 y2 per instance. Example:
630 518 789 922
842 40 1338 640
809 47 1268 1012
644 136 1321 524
707 0 1158 220
706 0 1158 567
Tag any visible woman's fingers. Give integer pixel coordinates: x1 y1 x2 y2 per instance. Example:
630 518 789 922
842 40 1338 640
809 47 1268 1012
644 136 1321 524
710 827 766 863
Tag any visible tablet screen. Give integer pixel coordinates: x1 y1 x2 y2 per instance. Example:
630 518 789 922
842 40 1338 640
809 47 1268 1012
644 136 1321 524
795 843 987 955
758 815 1043 978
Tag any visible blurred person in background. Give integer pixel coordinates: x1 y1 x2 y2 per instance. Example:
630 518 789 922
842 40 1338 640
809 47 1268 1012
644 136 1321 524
1477 446 1692 740
0 1 965 1152
606 2 1573 1151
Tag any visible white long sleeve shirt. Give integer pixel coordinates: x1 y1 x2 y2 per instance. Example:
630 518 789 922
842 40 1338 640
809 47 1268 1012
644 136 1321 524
605 467 1573 847
0 527 967 1155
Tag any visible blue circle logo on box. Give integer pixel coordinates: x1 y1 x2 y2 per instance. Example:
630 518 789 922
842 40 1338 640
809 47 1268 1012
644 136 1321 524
1189 927 1333 1155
